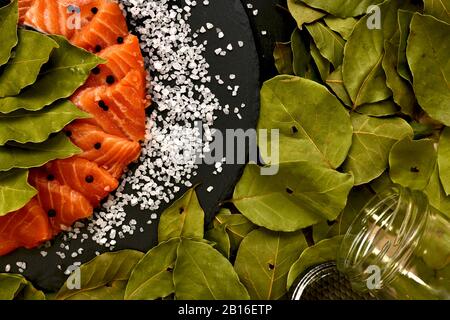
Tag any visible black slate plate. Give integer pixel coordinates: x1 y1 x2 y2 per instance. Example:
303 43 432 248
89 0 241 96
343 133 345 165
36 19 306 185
0 0 260 291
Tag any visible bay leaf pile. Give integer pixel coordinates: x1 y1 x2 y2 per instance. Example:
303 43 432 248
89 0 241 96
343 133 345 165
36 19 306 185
0 0 102 217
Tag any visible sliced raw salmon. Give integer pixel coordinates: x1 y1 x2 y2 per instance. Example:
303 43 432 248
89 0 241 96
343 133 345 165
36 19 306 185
23 0 101 39
65 122 141 178
70 87 130 140
84 35 147 87
18 0 35 23
0 198 52 256
70 0 128 52
29 169 94 233
45 158 118 207
72 70 147 141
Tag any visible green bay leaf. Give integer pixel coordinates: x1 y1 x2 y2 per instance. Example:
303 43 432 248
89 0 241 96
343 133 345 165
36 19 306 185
397 10 414 84
0 133 81 171
358 100 399 117
125 239 180 300
273 42 293 75
0 169 36 217
389 138 437 190
323 16 358 40
0 273 45 300
382 35 416 116
306 21 345 68
300 0 384 18
56 250 144 300
234 229 307 300
424 0 450 24
174 239 249 300
232 162 354 231
342 0 402 108
0 100 89 145
259 76 353 168
438 127 450 195
425 164 450 218
0 0 18 67
213 212 257 252
206 225 231 259
0 29 58 97
0 36 104 113
407 14 450 125
309 41 330 81
291 29 310 77
287 0 325 29
287 236 342 290
158 186 204 243
326 65 352 107
343 114 413 185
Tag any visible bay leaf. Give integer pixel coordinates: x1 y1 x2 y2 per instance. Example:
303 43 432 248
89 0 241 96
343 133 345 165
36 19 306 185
389 138 437 190
342 113 413 185
358 100 399 117
259 76 353 169
423 0 450 24
232 162 354 231
323 16 358 40
0 36 104 113
306 21 345 68
342 0 401 108
234 229 307 300
397 10 414 84
287 236 342 290
0 133 81 171
213 212 257 251
0 0 18 67
382 35 416 116
206 225 231 258
407 14 450 125
158 186 204 243
425 164 450 218
125 239 180 300
291 29 310 77
0 273 45 300
173 239 249 300
56 250 144 300
313 187 374 243
273 42 293 75
309 41 330 81
438 127 450 195
65 281 127 300
0 29 58 97
0 100 89 145
300 0 384 18
0 169 36 217
325 65 352 107
287 0 325 28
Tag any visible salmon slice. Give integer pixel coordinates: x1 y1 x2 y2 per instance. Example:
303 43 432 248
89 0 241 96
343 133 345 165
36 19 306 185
45 158 118 207
72 70 147 141
29 169 94 234
23 0 101 39
70 87 129 140
0 198 52 256
70 0 128 52
84 35 147 88
65 122 141 178
18 0 35 23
